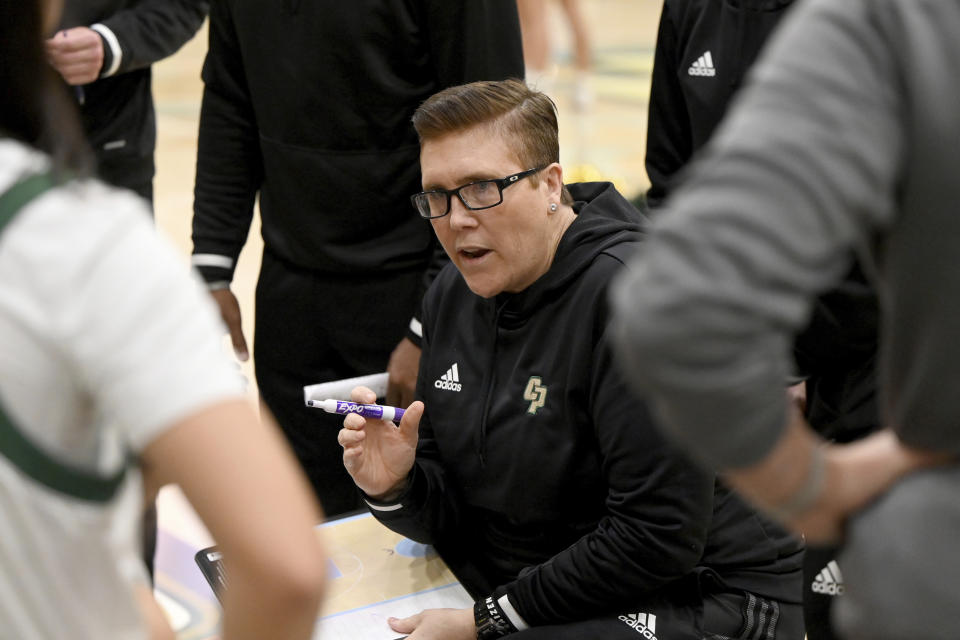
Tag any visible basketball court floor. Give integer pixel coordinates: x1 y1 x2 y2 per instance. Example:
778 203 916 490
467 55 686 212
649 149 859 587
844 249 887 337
151 1 663 636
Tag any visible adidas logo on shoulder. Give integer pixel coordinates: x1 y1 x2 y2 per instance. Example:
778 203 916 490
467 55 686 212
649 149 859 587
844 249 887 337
688 50 716 77
618 612 658 639
434 363 462 392
811 560 845 596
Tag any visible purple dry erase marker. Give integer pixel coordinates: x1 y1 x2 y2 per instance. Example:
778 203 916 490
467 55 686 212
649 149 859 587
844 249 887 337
307 399 405 422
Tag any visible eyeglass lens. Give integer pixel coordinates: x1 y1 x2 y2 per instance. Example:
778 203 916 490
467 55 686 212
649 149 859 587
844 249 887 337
418 180 503 218
459 181 502 209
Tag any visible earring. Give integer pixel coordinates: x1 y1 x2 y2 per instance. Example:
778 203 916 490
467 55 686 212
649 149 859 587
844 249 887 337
549 203 558 212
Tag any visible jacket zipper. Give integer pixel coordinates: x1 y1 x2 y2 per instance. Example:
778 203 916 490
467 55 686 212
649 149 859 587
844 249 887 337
477 304 503 467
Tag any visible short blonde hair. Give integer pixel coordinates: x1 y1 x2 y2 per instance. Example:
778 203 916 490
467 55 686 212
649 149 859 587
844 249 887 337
413 79 572 203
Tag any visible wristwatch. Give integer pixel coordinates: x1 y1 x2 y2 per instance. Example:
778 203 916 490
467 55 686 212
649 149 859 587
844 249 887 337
474 597 514 639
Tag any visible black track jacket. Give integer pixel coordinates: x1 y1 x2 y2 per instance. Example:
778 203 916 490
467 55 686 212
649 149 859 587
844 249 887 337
191 0 524 285
58 1 208 193
368 182 803 626
645 0 795 208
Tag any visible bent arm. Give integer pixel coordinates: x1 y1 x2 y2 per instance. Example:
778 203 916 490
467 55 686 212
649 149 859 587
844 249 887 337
93 0 208 76
141 400 324 640
726 407 951 544
365 328 465 544
191 0 261 287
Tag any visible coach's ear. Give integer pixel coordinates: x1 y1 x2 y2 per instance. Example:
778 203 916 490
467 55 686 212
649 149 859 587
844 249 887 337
543 162 565 205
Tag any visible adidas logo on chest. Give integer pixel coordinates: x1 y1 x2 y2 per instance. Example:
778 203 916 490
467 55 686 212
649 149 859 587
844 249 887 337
434 362 462 392
618 612 658 639
688 50 716 77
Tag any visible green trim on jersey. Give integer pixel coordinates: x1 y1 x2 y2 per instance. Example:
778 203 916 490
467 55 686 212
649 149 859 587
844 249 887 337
0 171 56 232
0 170 128 502
0 406 128 502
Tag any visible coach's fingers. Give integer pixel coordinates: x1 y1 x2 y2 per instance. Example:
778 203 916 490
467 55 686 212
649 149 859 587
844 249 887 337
349 385 378 404
337 427 365 448
342 412 365 430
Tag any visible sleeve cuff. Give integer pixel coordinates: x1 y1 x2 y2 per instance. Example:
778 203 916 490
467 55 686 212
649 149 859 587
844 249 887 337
90 23 122 77
406 317 423 348
362 469 416 512
409 317 423 338
191 253 236 285
363 497 405 512
496 594 529 632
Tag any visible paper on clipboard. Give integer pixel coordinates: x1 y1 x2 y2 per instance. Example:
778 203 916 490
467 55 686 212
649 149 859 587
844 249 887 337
303 372 389 405
195 512 473 639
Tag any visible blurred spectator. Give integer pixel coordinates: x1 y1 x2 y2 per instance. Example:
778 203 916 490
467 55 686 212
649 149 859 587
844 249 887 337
517 0 594 109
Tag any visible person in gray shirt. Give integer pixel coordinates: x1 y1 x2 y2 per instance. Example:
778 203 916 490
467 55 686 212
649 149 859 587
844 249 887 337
611 0 959 637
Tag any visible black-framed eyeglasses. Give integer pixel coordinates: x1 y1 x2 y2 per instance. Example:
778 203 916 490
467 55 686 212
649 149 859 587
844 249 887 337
410 167 545 219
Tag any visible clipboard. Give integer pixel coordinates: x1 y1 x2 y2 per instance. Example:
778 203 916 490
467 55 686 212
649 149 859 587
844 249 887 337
194 547 228 603
193 512 473 639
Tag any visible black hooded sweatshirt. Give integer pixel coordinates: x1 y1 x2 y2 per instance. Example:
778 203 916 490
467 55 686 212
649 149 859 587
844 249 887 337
367 182 803 626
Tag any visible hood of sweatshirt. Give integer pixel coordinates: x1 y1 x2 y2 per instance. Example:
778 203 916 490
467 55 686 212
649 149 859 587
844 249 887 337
494 181 646 323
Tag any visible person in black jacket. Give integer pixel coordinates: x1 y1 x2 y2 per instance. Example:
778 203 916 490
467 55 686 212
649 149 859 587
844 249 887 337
643 3 882 638
337 79 804 640
45 0 208 207
190 1 524 516
645 0 794 210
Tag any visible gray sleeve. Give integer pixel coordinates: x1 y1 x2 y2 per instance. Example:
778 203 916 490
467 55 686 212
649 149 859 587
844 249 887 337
610 0 904 468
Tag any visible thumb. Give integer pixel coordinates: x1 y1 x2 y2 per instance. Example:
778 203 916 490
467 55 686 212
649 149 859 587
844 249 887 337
398 401 424 439
388 612 420 634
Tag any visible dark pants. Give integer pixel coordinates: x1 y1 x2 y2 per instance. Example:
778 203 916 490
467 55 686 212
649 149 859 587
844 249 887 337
510 590 804 640
446 549 804 640
254 249 422 516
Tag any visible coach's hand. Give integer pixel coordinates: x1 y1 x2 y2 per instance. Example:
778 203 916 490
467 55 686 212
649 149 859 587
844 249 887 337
339 386 422 500
45 27 104 85
388 608 474 640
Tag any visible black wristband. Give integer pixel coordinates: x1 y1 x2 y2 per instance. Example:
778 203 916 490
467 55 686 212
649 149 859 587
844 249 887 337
474 596 516 639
